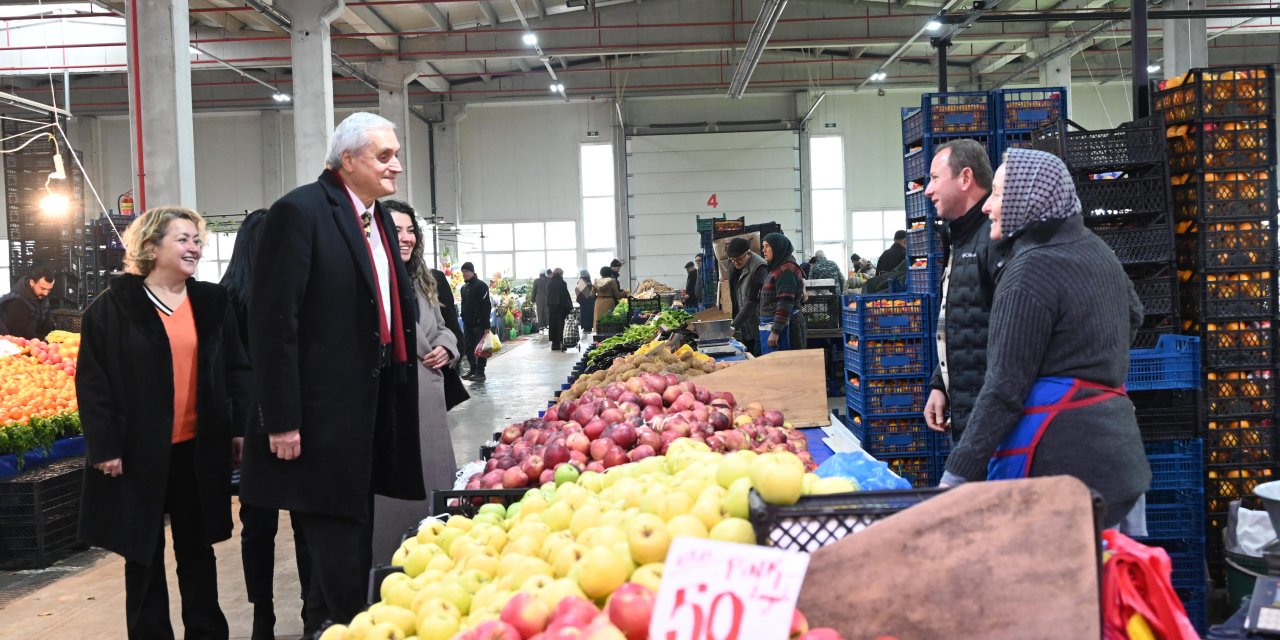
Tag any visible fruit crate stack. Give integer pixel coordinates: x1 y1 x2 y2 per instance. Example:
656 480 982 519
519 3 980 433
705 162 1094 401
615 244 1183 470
82 214 132 305
994 87 1068 160
841 293 947 487
1126 334 1208 632
1030 115 1180 349
0 457 87 569
1153 64 1279 584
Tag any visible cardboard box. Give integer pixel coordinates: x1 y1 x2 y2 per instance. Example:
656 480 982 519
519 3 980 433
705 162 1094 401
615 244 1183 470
712 232 762 281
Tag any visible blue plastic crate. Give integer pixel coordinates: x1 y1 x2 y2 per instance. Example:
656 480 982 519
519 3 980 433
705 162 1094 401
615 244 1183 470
922 91 994 135
905 189 932 224
994 87 1067 132
903 147 927 185
846 409 935 457
908 264 943 296
1178 588 1207 635
1127 335 1202 391
1145 439 1204 492
845 335 931 378
847 375 929 417
997 130 1037 160
902 107 925 146
906 225 942 260
881 454 938 488
842 294 930 339
1145 502 1205 539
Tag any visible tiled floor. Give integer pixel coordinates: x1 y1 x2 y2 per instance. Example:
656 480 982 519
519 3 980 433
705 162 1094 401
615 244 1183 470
0 333 583 638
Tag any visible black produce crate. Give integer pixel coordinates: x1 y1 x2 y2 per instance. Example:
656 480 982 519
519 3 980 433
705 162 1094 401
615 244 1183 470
1206 466 1274 516
1153 65 1275 125
1132 389 1202 441
922 91 993 134
1089 219 1175 266
1205 372 1275 418
1199 322 1275 369
1075 171 1170 219
800 294 843 337
1129 264 1178 317
429 489 528 517
1183 272 1277 321
1032 117 1167 171
0 457 87 569
748 486 945 552
1173 171 1276 222
1206 419 1275 467
628 297 662 325
595 319 626 340
1176 221 1277 273
905 225 941 259
1169 119 1276 172
1133 314 1178 349
995 87 1067 132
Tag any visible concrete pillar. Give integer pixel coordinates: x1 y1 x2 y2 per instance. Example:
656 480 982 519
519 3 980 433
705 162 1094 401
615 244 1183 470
1032 35 1073 115
125 0 197 210
1163 0 1208 79
277 0 343 186
371 59 420 203
612 102 630 289
68 116 103 219
261 109 286 204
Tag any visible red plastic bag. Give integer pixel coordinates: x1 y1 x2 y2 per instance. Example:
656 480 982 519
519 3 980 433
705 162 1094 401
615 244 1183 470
1100 530 1200 640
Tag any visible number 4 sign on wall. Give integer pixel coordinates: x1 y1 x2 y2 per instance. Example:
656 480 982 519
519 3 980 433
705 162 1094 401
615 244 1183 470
650 537 810 640
707 194 718 208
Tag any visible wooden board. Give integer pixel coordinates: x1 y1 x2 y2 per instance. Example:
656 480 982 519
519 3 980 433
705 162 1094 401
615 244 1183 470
692 306 730 321
695 349 829 427
797 476 1100 640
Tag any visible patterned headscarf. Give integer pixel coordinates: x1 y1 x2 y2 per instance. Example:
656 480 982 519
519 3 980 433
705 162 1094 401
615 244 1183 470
998 148 1081 239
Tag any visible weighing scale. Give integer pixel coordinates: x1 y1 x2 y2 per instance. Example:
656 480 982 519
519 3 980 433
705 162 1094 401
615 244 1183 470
689 318 743 358
1246 481 1280 634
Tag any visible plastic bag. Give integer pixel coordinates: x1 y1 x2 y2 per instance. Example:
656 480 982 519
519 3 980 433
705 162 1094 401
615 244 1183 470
475 331 503 359
1235 505 1275 556
814 451 912 491
1101 531 1199 640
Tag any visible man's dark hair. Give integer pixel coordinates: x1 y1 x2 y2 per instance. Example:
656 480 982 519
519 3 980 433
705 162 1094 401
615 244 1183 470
610 259 622 268
893 230 907 241
220 209 268 310
935 139 994 190
26 266 55 283
382 199 414 216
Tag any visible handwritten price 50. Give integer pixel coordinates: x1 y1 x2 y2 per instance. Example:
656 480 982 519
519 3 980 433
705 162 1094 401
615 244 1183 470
665 584 744 640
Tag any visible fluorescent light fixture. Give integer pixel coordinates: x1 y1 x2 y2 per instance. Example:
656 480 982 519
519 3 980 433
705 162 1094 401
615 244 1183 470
870 71 887 81
549 83 565 93
273 92 292 102
1147 64 1161 73
926 20 942 31
522 32 538 46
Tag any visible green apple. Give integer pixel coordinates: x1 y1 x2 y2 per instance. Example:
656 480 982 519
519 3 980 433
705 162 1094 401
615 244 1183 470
665 514 709 540
630 562 665 593
506 502 524 521
627 513 672 565
811 476 859 495
555 464 581 486
540 500 575 532
709 517 757 545
725 477 752 519
749 452 806 506
402 542 435 576
478 502 507 519
716 450 758 488
415 612 459 640
577 545 632 600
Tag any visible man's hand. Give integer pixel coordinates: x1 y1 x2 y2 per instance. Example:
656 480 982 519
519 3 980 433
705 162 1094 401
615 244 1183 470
421 346 451 370
269 430 301 460
924 388 950 432
95 458 123 478
232 437 244 466
767 333 779 348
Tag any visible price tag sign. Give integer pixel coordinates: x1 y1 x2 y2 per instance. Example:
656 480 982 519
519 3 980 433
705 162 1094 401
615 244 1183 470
649 537 810 640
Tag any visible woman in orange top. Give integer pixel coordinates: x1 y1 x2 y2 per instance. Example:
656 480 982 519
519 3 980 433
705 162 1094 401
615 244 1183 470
77 207 250 639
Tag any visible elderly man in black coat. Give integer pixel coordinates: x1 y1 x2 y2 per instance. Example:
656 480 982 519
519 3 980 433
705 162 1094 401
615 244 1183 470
243 112 424 633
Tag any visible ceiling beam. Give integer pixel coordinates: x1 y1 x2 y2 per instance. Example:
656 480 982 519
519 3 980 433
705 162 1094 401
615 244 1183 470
515 58 532 72
189 0 246 31
343 6 399 51
972 41 1027 76
414 60 450 92
422 3 451 30
479 2 501 27
530 0 546 18
469 59 493 81
202 0 275 32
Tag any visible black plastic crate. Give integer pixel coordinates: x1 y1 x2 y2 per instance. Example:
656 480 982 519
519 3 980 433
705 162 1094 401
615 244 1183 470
1075 172 1170 219
0 457 87 569
922 91 993 134
1133 314 1178 349
800 294 843 337
996 87 1067 132
1090 220 1175 266
1153 65 1275 124
1132 389 1201 441
595 318 626 340
1032 117 1167 171
748 486 945 553
429 488 528 517
1183 271 1277 321
1205 372 1275 418
1169 119 1276 172
1200 322 1275 369
905 225 941 259
628 297 662 325
1172 171 1277 222
1177 221 1277 273
1206 465 1275 515
1131 264 1178 317
1206 419 1275 466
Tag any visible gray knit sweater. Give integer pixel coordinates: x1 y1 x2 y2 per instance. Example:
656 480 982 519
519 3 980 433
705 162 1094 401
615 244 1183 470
942 215 1151 512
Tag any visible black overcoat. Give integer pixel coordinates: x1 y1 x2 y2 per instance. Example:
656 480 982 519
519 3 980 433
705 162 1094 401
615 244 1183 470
242 170 424 520
77 275 250 563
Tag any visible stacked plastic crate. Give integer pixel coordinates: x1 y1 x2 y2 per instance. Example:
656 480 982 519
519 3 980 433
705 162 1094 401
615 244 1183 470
841 293 949 486
1153 65 1279 585
994 87 1067 161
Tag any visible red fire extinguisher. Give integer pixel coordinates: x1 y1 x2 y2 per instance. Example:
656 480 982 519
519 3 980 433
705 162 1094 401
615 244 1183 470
118 190 134 216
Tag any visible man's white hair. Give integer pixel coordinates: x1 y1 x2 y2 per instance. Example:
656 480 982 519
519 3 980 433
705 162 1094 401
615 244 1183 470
326 112 396 170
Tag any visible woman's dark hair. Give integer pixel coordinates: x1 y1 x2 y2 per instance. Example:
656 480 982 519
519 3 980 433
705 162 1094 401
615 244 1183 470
599 265 613 278
220 209 269 313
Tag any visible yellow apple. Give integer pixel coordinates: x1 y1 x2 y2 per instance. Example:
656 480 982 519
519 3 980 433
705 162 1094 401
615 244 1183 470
690 494 728 532
716 450 757 488
380 572 413 604
725 476 752 519
365 621 406 640
318 624 348 640
657 492 695 521
369 603 417 637
570 504 603 537
411 595 461 622
415 612 459 640
749 452 806 506
630 562 664 592
811 477 859 495
540 500 575 532
709 517 757 545
627 514 672 565
665 514 709 540
446 515 475 531
462 548 500 578
552 542 588 578
576 545 631 600
579 470 606 493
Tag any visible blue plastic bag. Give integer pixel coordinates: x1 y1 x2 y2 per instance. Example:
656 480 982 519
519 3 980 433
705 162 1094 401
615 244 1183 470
814 451 912 491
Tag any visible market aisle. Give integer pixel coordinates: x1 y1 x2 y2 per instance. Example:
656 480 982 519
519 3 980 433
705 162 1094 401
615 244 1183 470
0 334 581 638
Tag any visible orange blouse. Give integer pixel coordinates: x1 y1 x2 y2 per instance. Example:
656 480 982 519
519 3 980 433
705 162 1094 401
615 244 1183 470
159 299 199 443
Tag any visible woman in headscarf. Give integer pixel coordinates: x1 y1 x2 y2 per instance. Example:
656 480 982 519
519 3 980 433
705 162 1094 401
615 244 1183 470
592 266 623 332
575 269 595 334
939 148 1150 528
759 233 807 351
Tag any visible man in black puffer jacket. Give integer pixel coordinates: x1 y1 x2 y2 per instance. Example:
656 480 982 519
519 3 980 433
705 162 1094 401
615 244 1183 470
922 140 1003 445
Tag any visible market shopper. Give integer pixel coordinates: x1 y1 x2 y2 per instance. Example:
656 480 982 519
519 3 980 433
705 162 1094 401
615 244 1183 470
921 139 1001 444
593 265 624 331
460 262 492 382
220 208 313 639
727 238 768 356
382 200 464 352
759 233 807 351
545 268 574 351
809 249 845 292
939 148 1150 528
77 207 251 639
372 205 464 564
0 266 55 339
242 112 424 634
575 269 595 335
610 258 624 280
532 269 550 334
876 230 907 274
682 261 701 307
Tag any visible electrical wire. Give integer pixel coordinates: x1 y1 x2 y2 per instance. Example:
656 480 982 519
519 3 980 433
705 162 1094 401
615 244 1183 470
1069 22 1115 129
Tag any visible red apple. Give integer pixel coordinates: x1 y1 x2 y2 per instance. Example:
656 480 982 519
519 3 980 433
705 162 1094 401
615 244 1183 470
502 467 529 489
585 461 605 473
641 404 664 423
521 455 546 480
798 629 844 640
482 469 505 488
589 439 612 461
627 445 656 462
572 404 597 425
584 418 607 440
568 450 588 466
552 596 600 629
663 373 681 388
695 388 712 404
543 444 571 468
502 591 552 638
604 385 623 402
471 620 523 640
485 458 501 473
603 446 628 468
501 425 522 444
636 428 661 450
606 583 656 640
721 430 746 451
763 409 786 427
600 408 624 425
566 432 591 455
661 386 682 406
706 435 726 451
495 455 518 470
660 429 683 446
790 609 809 639
545 406 560 422
639 392 663 408
610 424 638 449
543 627 585 640
539 468 556 486
466 478 483 490
618 391 641 406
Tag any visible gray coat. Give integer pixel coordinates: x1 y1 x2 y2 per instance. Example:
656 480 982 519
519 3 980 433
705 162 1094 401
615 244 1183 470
372 292 460 563
729 253 768 337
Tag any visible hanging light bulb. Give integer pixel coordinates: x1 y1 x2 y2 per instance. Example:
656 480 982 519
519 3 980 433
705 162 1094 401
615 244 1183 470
39 191 70 217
